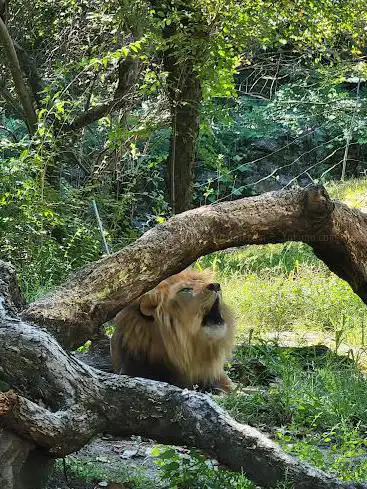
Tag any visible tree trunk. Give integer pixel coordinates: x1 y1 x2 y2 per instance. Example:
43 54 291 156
13 40 45 107
166 59 202 214
24 186 367 350
0 427 54 489
0 300 365 489
151 0 203 214
0 264 54 489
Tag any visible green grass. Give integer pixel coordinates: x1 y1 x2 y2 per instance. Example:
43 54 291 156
198 242 320 277
218 344 367 482
222 345 367 428
327 177 367 209
199 242 367 349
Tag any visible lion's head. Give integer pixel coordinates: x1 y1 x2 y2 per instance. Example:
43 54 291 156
111 269 235 389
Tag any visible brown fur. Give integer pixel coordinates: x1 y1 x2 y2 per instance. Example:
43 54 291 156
110 270 235 392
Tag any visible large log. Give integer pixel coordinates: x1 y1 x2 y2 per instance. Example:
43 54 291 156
24 186 367 350
0 425 54 489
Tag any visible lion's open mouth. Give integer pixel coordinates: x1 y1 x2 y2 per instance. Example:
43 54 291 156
202 298 224 327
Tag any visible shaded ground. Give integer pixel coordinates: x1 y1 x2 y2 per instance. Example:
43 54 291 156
263 330 367 364
48 437 161 489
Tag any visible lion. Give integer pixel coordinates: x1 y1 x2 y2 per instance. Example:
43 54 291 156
110 269 235 392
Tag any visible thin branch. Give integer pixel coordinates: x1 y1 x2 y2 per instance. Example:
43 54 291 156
195 121 336 189
212 135 343 202
63 149 91 176
67 57 141 132
0 17 37 134
341 77 361 181
282 146 344 189
269 54 282 98
319 160 343 180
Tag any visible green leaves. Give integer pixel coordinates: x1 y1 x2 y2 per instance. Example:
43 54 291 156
154 446 254 488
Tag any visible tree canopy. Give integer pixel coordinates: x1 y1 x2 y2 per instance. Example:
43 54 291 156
1 0 367 292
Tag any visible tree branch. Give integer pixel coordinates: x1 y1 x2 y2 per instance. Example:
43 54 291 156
67 57 140 132
24 186 367 350
13 40 45 106
0 17 37 134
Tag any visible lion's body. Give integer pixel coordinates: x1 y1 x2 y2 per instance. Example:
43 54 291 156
110 270 235 391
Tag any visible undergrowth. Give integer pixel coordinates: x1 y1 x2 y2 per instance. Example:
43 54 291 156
153 447 255 489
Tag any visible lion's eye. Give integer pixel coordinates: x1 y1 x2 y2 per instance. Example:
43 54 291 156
179 287 193 295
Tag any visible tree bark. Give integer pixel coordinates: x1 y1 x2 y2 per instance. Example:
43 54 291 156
24 186 367 350
13 40 44 107
0 264 54 489
0 0 8 25
0 17 37 134
0 425 53 489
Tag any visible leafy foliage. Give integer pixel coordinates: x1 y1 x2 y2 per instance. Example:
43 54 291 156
0 148 102 300
153 446 254 489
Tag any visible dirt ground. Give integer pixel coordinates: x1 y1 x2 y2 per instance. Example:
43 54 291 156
47 436 161 489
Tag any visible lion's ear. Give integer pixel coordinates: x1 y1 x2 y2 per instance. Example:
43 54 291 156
139 291 159 317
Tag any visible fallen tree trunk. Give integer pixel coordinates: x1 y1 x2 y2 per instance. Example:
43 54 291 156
0 426 54 489
24 186 367 350
1 313 366 489
0 264 56 489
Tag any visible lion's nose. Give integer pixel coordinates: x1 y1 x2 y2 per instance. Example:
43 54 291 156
207 283 221 292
